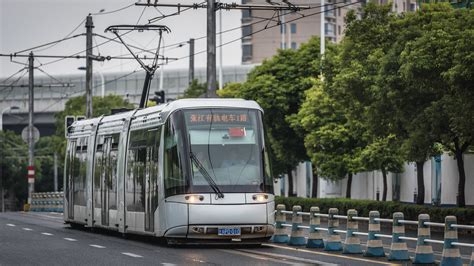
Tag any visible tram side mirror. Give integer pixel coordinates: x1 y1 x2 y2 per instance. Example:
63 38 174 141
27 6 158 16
65 116 75 138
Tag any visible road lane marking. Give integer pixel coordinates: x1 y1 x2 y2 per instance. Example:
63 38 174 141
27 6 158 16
89 244 106 249
263 243 397 265
122 252 143 258
161 263 177 266
221 249 294 265
64 238 77 241
41 232 53 236
22 228 33 231
237 249 338 265
6 224 15 227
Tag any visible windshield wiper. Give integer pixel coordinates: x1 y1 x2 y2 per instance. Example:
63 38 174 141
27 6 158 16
190 151 224 198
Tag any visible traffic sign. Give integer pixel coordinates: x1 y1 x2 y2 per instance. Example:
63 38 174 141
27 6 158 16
21 126 40 144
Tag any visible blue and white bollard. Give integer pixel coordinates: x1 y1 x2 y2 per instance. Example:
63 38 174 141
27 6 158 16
364 211 385 257
288 205 306 246
324 208 342 251
343 209 362 254
413 214 435 264
306 207 324 248
440 216 462 266
388 212 409 261
272 204 289 243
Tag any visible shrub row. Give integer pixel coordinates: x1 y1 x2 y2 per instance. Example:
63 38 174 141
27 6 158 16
275 196 474 224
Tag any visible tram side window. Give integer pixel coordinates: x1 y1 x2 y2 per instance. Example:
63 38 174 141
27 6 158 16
164 113 187 196
73 137 87 206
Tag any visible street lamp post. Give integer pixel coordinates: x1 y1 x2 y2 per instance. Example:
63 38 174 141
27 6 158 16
78 67 105 98
0 106 20 131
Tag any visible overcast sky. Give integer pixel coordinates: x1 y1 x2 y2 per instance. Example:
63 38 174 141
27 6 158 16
0 0 242 79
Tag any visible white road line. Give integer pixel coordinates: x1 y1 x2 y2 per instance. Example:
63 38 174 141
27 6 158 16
221 249 294 265
64 238 77 241
41 232 53 236
263 243 395 265
22 228 33 231
161 263 177 266
89 244 106 249
237 249 338 266
6 223 16 227
122 252 143 258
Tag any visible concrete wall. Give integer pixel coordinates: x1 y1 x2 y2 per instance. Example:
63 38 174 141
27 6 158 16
306 152 474 206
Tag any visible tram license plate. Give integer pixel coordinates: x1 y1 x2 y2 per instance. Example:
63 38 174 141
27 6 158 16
218 227 241 236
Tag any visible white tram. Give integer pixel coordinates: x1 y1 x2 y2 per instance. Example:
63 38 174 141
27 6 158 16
64 99 275 243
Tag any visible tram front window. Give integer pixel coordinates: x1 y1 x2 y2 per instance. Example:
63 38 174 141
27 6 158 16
184 108 269 193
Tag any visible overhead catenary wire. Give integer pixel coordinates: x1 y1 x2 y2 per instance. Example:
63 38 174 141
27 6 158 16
109 0 349 60
164 0 361 65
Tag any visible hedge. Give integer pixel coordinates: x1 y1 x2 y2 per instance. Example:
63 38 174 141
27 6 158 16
275 196 474 224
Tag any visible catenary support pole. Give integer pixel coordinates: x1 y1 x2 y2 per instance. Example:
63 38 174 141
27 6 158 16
189 38 195 85
54 152 58 192
85 15 94 118
28 52 35 205
206 0 217 97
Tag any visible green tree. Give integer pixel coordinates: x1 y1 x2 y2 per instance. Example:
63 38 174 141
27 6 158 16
180 79 207 98
55 94 134 138
293 78 366 198
0 131 28 209
359 135 404 201
217 82 242 98
399 5 474 207
236 37 321 196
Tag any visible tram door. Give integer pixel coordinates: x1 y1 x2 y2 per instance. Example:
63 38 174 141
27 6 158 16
145 128 160 232
94 136 117 227
66 140 76 220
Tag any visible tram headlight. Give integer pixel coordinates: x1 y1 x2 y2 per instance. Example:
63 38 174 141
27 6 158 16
185 194 204 203
252 194 268 202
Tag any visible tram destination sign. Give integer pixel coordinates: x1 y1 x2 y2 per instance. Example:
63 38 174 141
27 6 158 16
187 112 249 125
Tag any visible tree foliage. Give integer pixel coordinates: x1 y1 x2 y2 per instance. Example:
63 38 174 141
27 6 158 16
236 37 322 195
180 79 207 98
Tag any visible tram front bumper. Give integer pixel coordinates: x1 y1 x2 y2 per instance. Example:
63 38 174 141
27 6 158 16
164 203 275 240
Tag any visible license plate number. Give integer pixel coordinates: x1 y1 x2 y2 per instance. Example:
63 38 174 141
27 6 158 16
218 227 241 236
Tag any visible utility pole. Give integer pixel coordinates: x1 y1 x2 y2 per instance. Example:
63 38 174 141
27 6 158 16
85 15 94 118
54 152 58 192
281 12 286 49
188 38 195 85
159 38 164 92
218 9 223 90
207 0 217 97
320 0 325 60
28 52 34 205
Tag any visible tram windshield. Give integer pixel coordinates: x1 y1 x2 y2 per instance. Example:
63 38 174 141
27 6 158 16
182 108 272 194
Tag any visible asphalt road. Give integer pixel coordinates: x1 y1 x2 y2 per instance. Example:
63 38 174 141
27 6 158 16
0 212 472 265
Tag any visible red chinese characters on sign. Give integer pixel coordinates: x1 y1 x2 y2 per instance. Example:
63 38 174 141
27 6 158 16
188 113 249 124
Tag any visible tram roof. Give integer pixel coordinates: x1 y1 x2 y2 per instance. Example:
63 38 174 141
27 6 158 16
70 98 262 129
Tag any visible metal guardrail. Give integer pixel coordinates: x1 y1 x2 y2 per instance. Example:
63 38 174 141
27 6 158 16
272 204 474 264
30 192 64 213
